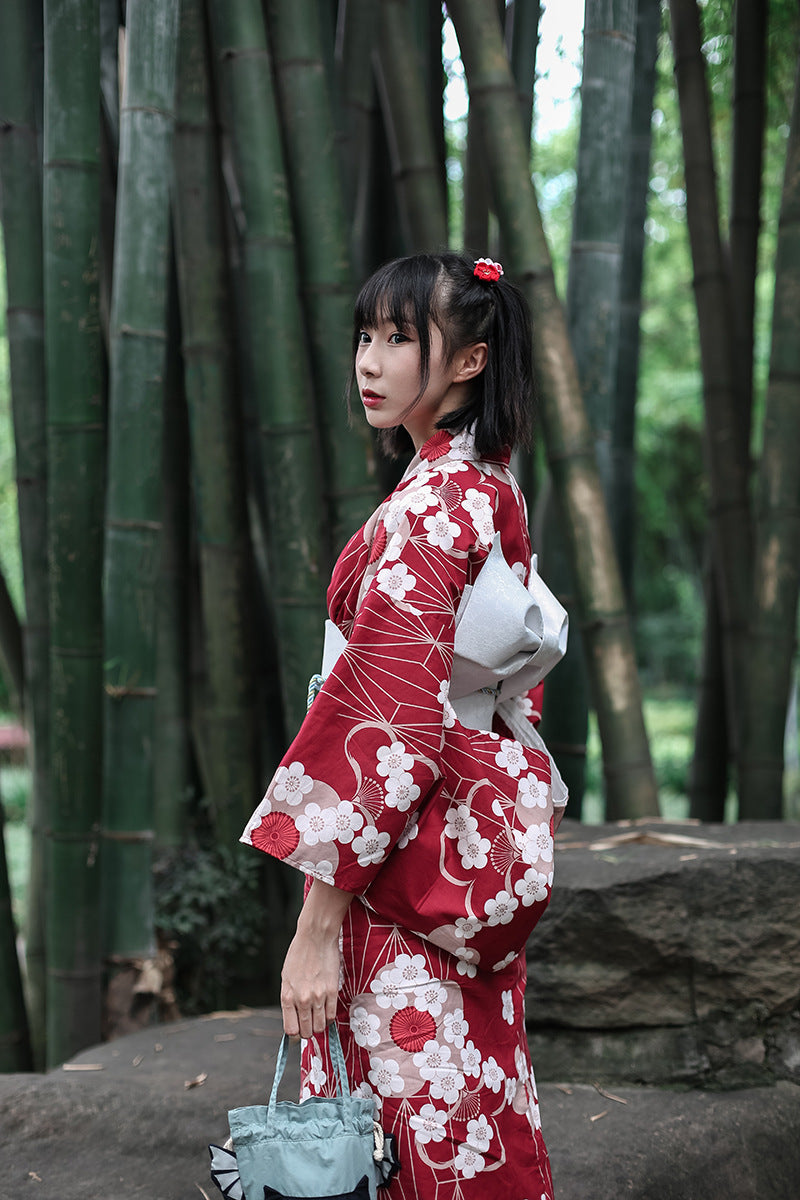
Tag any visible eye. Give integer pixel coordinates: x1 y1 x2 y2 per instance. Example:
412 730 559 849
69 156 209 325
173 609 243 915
358 330 371 345
388 331 409 345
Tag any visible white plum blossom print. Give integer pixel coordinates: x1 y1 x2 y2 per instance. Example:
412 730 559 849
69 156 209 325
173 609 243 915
331 800 364 844
414 980 448 1018
444 803 477 841
492 950 518 973
351 1005 381 1049
495 739 528 778
458 830 491 871
389 953 430 990
408 1103 448 1145
352 825 391 867
405 484 439 515
501 989 515 1025
514 821 553 866
460 1039 482 1078
449 430 474 457
454 1143 485 1179
517 772 549 809
351 1080 378 1109
367 1055 405 1097
455 947 478 978
294 802 336 845
295 859 335 885
511 560 527 581
504 1074 518 1106
514 867 550 907
461 488 496 546
397 812 419 849
454 915 482 940
412 1040 464 1104
376 741 414 778
370 968 410 1010
466 1113 494 1154
384 773 420 812
443 1008 469 1048
306 1054 326 1091
422 510 460 551
376 560 417 602
482 1055 506 1093
483 889 519 926
273 761 313 806
437 679 457 728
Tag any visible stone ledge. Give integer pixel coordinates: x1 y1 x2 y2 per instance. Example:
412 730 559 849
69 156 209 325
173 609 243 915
527 820 800 1088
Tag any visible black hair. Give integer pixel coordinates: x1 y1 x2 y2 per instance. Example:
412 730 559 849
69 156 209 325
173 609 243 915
351 252 534 459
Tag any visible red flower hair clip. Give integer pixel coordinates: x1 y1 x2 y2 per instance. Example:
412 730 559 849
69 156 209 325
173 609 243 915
473 257 504 282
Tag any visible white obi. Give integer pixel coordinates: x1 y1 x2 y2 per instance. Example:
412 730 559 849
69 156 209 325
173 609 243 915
321 534 569 805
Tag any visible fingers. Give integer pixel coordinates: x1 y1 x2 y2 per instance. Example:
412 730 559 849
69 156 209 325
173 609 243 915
281 989 333 1040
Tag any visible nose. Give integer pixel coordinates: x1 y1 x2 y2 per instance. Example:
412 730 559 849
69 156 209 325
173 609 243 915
358 341 380 378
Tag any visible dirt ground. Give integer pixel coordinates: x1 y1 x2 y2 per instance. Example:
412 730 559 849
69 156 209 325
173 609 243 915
1 1008 798 1200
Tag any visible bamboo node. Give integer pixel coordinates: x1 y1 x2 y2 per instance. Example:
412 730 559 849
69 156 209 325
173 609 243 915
104 684 158 699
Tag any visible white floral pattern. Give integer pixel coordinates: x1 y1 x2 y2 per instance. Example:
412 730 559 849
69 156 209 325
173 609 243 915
273 761 313 806
243 429 558 1200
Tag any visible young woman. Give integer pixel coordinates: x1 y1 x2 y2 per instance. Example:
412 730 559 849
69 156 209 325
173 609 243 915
242 252 567 1199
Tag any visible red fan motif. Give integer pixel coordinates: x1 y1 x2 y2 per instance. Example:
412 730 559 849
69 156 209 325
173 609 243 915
368 524 388 564
390 1006 436 1052
438 478 463 511
251 812 299 859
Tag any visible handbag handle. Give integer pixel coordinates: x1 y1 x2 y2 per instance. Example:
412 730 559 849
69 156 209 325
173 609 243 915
267 1024 350 1122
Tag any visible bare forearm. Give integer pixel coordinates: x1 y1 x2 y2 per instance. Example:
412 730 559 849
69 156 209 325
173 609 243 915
297 878 355 937
280 878 355 1039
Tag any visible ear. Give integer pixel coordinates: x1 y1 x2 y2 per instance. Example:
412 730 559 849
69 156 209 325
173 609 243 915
453 342 488 383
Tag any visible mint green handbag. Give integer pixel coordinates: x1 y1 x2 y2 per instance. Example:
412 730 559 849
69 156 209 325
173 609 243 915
223 1025 398 1200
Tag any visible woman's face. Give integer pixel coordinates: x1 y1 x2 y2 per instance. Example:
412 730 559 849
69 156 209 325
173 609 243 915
355 318 465 451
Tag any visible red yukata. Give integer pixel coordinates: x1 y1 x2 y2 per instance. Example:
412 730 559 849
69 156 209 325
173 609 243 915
242 427 566 1200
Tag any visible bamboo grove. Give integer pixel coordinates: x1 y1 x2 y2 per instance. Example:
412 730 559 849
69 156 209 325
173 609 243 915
0 0 798 1069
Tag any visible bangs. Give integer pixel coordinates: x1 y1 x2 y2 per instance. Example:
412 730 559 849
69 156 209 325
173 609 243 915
353 255 442 341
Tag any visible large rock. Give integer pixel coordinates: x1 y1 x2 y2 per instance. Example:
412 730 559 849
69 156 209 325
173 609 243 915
526 820 800 1088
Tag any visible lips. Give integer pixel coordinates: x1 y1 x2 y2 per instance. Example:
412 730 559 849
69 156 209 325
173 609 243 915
362 390 384 408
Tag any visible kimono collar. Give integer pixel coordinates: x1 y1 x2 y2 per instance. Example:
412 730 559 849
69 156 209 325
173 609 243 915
406 427 511 477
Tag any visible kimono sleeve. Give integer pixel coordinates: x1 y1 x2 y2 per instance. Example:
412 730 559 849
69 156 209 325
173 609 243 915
241 494 476 894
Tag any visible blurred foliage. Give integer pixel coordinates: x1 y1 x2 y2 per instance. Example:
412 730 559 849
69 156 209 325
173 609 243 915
153 844 268 1014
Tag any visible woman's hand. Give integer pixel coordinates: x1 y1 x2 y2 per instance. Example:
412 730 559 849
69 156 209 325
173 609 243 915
280 878 354 1041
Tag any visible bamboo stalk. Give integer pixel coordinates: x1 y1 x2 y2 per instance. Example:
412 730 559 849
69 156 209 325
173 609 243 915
612 0 661 599
448 0 659 819
0 0 50 1070
102 0 179 976
0 799 32 1071
739 60 800 818
42 0 105 1066
206 0 329 739
153 277 192 850
334 0 375 225
507 0 540 144
729 0 767 447
538 0 637 816
668 0 752 786
374 0 449 251
265 0 378 553
173 0 259 843
688 557 729 820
